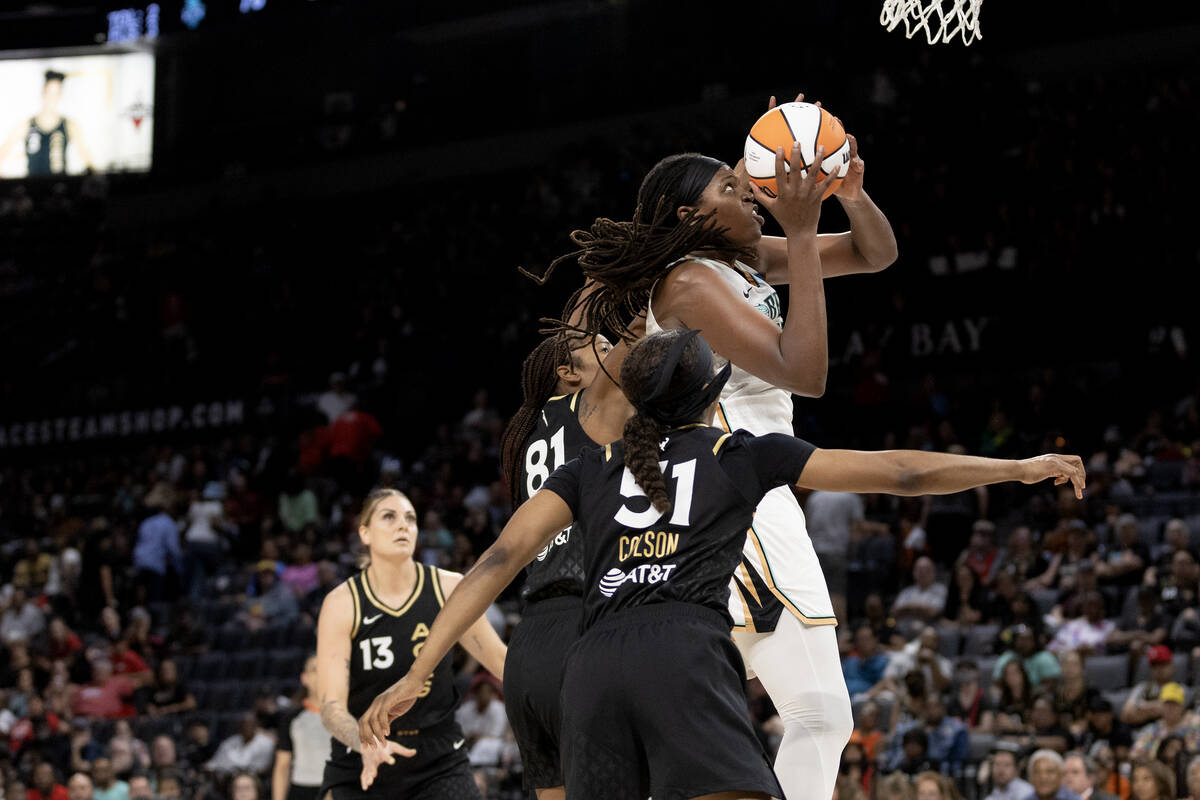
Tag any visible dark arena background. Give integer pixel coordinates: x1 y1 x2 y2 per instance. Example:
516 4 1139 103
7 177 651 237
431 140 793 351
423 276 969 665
2 1 1200 799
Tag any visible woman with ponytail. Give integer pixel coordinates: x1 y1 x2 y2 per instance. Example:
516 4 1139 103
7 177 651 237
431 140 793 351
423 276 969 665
496 330 633 800
361 329 1086 800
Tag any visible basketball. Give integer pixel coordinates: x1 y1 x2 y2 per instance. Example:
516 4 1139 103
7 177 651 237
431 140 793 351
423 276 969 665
743 101 851 200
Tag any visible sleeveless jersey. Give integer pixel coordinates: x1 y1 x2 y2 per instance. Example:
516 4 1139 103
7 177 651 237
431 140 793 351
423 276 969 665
515 390 595 605
646 256 835 631
541 425 815 630
26 117 69 176
329 564 460 766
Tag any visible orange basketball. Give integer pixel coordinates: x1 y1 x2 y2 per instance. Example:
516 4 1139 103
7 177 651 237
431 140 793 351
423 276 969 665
743 102 850 200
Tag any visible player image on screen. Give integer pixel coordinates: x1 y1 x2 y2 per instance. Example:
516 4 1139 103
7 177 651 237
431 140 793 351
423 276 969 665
358 329 1085 800
0 51 153 178
0 70 94 176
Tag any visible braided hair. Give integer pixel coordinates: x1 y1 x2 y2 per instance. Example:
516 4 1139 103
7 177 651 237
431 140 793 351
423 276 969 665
525 154 754 342
619 330 709 513
499 335 574 506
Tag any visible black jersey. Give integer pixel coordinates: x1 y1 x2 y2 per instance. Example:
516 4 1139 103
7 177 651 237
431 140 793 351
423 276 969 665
26 117 69 175
515 391 596 605
330 564 460 765
541 425 816 629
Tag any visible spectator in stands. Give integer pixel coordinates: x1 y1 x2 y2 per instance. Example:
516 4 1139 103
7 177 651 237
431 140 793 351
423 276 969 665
1049 593 1116 654
126 775 153 799
71 658 138 719
986 745 1034 800
844 625 890 698
997 594 1048 648
1109 587 1168 659
90 757 128 800
1089 745 1130 800
146 660 194 716
1148 520 1193 582
280 543 319 598
1077 697 1133 757
300 560 338 622
1131 683 1200 758
1027 749 1081 800
1 587 46 644
850 700 886 765
12 538 53 590
1004 527 1052 589
132 495 183 604
885 627 953 695
155 771 182 798
28 763 69 800
893 557 948 623
1062 751 1120 800
994 625 1062 689
45 618 83 662
943 562 988 628
1123 646 1180 727
272 654 323 800
805 490 865 620
1154 734 1185 783
993 659 1036 738
240 560 298 631
890 727 936 775
1186 756 1200 800
455 674 508 771
879 772 918 800
1053 561 1110 624
316 372 355 425
183 481 229 600
920 694 969 775
1096 514 1149 590
229 771 261 800
181 719 216 769
278 472 320 534
205 713 274 777
150 733 180 780
111 638 152 680
108 719 151 775
960 520 1003 585
1153 551 1198 620
326 399 382 493
1130 761 1175 800
863 593 905 651
848 526 899 618
66 773 93 800
948 659 995 732
1029 695 1075 753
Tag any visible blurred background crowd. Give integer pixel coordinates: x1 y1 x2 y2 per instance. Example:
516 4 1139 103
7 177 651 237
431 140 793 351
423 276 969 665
2 1 1200 799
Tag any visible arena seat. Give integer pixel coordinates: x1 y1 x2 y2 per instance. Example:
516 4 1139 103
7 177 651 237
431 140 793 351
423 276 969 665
1084 654 1129 691
1132 653 1191 686
936 624 961 657
963 624 1000 655
195 651 231 681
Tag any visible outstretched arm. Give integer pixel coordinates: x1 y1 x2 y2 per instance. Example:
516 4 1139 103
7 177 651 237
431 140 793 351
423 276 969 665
798 449 1085 499
359 491 573 746
316 583 368 753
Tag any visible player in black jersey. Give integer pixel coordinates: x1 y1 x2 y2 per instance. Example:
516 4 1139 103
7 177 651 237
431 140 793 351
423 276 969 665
496 331 633 799
0 70 94 177
316 488 507 799
362 331 1084 800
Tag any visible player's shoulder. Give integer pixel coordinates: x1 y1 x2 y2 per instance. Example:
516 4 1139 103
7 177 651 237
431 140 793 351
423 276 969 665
318 577 357 619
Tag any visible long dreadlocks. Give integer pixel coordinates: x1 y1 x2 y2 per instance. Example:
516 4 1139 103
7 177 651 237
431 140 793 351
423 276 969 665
524 153 755 343
499 334 574 507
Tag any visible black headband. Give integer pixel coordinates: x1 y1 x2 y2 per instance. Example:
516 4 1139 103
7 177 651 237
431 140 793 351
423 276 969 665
634 330 731 428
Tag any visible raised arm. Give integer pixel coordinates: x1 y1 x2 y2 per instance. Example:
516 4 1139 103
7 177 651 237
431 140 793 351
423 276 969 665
437 570 508 680
359 490 573 746
656 143 829 397
798 449 1085 499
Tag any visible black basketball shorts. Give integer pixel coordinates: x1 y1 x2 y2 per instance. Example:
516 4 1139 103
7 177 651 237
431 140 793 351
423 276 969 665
321 719 479 800
560 602 783 800
503 595 583 791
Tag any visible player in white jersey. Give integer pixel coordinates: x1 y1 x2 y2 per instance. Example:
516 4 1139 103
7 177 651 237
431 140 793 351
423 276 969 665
537 128 897 800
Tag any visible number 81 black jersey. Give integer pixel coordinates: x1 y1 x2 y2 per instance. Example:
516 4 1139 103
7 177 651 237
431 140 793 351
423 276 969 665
516 390 597 605
540 425 816 630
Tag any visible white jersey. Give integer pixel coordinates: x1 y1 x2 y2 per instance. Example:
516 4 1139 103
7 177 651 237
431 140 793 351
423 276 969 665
647 256 836 630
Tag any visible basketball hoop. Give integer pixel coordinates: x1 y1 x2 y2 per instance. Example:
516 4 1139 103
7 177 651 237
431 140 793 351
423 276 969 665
880 0 983 46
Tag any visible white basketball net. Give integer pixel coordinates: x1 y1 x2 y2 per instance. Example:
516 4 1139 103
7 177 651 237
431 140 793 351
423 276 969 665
880 0 983 45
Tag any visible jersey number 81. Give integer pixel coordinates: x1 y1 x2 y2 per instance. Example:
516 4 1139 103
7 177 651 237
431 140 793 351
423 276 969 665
525 426 566 497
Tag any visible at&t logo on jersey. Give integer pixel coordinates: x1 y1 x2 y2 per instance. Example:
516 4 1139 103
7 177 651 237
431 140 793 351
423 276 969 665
598 563 677 597
535 526 571 561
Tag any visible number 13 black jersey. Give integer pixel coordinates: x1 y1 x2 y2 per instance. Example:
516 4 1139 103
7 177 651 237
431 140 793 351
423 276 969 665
540 425 816 630
516 391 597 605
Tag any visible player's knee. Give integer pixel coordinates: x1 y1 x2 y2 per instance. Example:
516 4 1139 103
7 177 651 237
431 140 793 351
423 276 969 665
826 689 853 745
776 687 851 740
